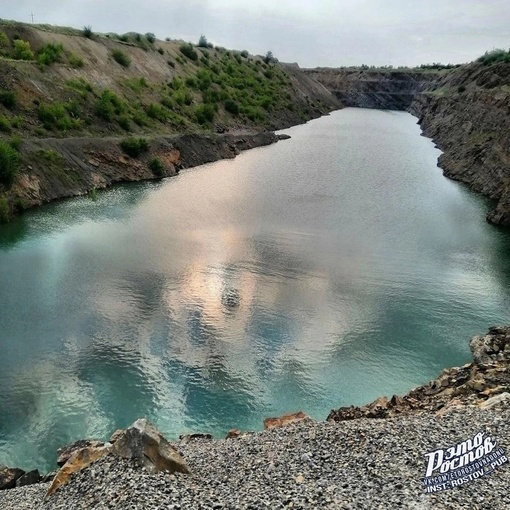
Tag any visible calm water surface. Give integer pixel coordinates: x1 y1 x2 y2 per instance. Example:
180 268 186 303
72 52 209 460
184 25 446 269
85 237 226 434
1 109 510 471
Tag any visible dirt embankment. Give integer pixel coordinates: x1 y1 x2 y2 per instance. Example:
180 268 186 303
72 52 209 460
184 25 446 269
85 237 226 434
410 61 510 226
5 132 283 211
0 21 340 219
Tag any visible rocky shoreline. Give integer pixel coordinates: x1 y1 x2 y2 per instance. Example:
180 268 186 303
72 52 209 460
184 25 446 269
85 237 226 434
408 61 510 227
1 326 508 508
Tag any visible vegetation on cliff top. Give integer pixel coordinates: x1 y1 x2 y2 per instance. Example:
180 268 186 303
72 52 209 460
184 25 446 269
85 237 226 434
0 21 331 142
477 48 510 65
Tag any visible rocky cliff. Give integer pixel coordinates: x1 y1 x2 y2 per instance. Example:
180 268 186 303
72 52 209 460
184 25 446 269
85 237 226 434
410 61 510 226
305 68 442 110
309 62 510 227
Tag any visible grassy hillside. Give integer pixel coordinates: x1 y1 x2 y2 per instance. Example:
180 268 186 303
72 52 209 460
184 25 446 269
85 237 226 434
0 20 337 140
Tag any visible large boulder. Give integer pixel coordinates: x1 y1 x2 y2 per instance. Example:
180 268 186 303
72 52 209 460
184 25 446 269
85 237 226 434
0 466 25 490
48 444 112 496
15 469 41 487
57 439 105 466
112 418 191 475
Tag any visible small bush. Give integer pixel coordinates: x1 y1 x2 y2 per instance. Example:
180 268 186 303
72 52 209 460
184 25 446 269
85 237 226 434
37 43 64 66
160 97 173 109
0 197 9 223
198 35 209 48
11 115 22 128
185 77 197 88
88 187 98 201
458 85 466 93
0 116 11 132
132 111 149 126
9 135 22 151
195 103 216 124
174 91 193 106
263 51 274 64
120 137 149 157
0 90 16 109
167 59 175 68
118 115 131 131
111 49 131 67
83 26 93 38
37 149 61 161
0 141 21 187
157 47 164 55
38 102 81 131
145 33 156 44
95 90 126 121
149 157 164 177
12 39 34 60
240 50 249 58
69 53 84 68
168 77 183 90
0 31 9 48
119 34 129 42
179 43 198 61
145 103 168 122
224 99 240 115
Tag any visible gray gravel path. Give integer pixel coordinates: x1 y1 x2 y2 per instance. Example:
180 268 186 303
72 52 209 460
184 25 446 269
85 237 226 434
1 404 509 509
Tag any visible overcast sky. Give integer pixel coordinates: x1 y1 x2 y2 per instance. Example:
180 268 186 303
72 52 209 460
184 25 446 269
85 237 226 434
3 1 510 67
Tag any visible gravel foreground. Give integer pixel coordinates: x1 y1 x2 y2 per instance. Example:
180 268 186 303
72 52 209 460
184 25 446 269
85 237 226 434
1 404 509 510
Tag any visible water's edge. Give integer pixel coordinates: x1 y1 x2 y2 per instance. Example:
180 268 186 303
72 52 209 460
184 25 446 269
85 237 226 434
2 109 509 479
4 130 289 220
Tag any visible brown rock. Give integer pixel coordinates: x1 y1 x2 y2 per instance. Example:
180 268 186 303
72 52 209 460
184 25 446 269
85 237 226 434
466 376 486 392
479 392 510 409
15 469 41 487
48 445 111 496
389 395 404 407
0 466 25 490
112 418 191 475
226 429 241 439
263 411 309 429
109 429 124 444
57 439 104 467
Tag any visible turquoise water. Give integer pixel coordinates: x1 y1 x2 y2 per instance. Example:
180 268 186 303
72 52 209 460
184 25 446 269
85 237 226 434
1 108 510 472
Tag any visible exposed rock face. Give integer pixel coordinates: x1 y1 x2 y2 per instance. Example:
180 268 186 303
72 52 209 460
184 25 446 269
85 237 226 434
305 68 441 110
327 326 510 422
263 411 309 429
470 325 510 364
410 61 510 225
0 466 25 490
112 418 191 475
